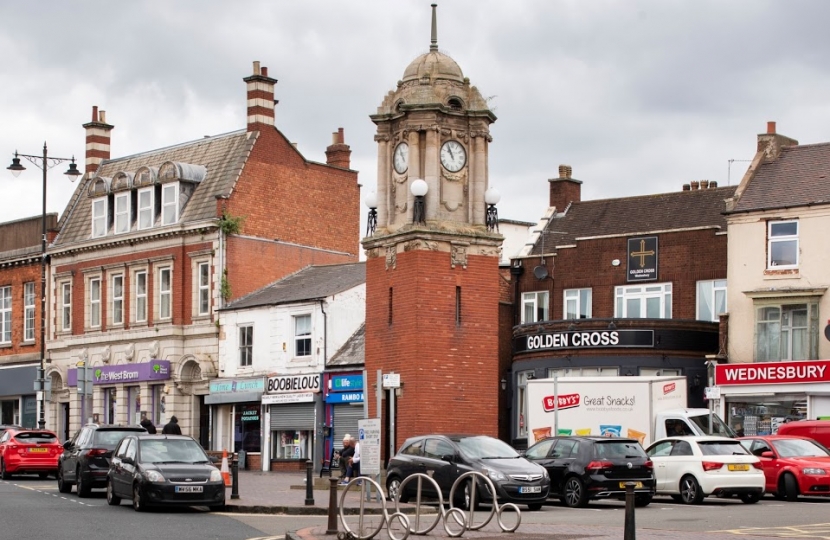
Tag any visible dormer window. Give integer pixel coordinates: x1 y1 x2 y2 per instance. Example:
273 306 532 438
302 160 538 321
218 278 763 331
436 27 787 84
447 97 463 111
92 197 108 238
162 183 179 225
138 187 154 230
114 192 131 234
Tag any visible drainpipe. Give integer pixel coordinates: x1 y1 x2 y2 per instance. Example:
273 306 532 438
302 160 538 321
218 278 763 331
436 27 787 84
319 300 328 362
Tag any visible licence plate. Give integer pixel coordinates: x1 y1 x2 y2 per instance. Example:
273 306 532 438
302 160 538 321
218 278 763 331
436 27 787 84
175 485 204 493
519 486 542 494
28 448 48 453
728 464 749 471
619 482 644 489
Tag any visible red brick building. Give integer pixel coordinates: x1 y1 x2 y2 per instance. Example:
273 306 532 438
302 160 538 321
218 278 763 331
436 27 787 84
45 62 360 443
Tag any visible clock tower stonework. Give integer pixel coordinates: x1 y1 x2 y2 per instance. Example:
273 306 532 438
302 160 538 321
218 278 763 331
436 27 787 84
363 5 503 454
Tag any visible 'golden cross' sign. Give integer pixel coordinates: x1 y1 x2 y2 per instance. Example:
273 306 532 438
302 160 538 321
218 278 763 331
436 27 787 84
630 239 655 268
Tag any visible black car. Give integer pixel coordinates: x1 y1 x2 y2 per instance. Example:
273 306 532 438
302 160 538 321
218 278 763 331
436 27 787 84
385 434 550 511
524 436 655 508
57 424 146 496
106 434 225 511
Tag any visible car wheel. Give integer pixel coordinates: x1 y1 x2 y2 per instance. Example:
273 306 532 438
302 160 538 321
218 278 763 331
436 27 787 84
679 475 704 505
133 484 146 512
0 459 10 480
461 479 483 511
739 492 760 504
635 495 653 507
527 503 543 511
106 479 121 506
781 474 799 502
386 476 409 503
57 467 72 493
76 470 91 498
563 477 588 508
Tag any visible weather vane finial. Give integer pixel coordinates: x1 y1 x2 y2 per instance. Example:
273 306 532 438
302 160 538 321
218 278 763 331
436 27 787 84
430 3 438 52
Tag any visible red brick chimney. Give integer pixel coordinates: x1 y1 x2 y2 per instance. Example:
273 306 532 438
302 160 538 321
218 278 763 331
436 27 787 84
243 61 278 132
325 128 351 169
757 120 798 161
549 164 582 211
82 105 114 175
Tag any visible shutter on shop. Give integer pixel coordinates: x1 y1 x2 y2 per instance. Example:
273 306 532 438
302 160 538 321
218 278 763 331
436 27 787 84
269 403 315 430
332 405 364 450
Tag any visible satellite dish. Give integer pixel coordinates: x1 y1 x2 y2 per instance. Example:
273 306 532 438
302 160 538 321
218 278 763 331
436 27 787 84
533 265 549 280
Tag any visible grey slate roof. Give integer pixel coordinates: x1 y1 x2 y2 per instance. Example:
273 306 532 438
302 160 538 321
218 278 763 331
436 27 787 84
54 130 257 246
327 323 365 367
732 143 830 213
529 186 736 255
223 262 366 311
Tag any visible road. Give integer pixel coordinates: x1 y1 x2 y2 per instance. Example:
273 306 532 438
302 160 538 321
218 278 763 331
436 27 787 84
5 475 830 539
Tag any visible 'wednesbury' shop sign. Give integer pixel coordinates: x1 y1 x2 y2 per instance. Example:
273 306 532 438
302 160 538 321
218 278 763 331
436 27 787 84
68 361 171 386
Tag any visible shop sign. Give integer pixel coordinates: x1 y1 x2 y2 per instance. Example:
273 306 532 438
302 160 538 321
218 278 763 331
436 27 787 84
209 378 265 394
240 409 260 422
326 392 364 404
627 236 658 282
716 360 830 386
266 373 320 394
330 375 363 392
262 392 315 405
68 360 171 386
515 329 654 353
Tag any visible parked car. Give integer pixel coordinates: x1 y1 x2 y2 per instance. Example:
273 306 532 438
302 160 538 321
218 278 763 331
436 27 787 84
524 436 655 508
645 436 764 504
0 428 62 479
739 435 830 501
0 425 22 439
107 434 225 511
777 421 830 449
57 424 146 496
385 434 550 511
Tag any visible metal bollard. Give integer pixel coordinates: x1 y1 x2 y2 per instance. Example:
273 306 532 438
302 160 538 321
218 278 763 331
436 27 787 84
305 459 315 506
624 482 636 540
326 477 339 534
231 454 240 500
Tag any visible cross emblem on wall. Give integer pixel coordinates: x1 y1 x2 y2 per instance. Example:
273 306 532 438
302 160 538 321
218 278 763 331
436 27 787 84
630 239 655 268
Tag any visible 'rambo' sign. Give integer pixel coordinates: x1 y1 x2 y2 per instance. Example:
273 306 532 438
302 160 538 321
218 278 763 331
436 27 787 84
514 329 654 353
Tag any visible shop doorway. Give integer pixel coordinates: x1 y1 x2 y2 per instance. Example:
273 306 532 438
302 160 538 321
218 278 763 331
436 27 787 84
198 396 209 449
61 403 70 441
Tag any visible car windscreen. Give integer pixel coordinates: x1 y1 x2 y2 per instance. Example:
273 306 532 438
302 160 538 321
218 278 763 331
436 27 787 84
772 438 830 458
139 439 210 464
688 414 736 437
14 432 57 443
698 441 751 456
456 436 519 459
93 430 143 449
593 441 648 459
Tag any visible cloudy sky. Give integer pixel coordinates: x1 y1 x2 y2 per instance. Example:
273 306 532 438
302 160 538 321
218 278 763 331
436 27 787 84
2 1 829 230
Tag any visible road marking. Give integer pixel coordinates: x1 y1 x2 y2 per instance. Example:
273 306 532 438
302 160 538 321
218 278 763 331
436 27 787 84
714 522 830 538
245 536 285 540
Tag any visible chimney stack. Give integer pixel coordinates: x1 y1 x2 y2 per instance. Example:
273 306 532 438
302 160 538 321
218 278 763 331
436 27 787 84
548 164 582 211
82 105 114 175
757 120 798 161
243 61 278 132
325 128 351 169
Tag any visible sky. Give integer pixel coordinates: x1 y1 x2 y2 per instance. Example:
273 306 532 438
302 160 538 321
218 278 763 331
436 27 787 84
2 1 830 230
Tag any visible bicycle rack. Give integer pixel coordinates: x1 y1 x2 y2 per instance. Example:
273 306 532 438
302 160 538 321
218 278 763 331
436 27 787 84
447 471 521 534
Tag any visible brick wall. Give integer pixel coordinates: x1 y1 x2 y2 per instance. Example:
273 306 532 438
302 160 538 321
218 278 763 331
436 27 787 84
0 261 42 362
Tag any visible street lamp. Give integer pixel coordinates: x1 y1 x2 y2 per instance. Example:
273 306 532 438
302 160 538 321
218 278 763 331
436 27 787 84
365 191 378 237
7 144 81 429
484 186 501 232
410 179 428 224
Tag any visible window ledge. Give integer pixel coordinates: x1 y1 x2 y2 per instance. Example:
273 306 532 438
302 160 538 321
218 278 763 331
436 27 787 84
192 314 212 322
18 341 35 347
0 343 12 349
131 321 149 328
764 268 799 278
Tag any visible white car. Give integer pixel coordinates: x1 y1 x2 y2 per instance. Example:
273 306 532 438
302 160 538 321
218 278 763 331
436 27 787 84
645 436 764 504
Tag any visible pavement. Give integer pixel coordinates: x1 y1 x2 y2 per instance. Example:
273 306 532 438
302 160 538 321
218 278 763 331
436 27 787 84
225 471 779 539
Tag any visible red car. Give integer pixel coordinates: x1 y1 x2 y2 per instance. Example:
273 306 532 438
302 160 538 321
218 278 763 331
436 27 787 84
0 428 62 479
739 435 830 501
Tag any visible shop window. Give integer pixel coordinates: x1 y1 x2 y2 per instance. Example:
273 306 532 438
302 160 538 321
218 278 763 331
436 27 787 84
88 278 101 328
615 282 672 319
239 325 253 367
111 274 124 326
134 270 147 323
234 404 261 453
126 386 142 426
768 220 798 269
60 282 72 332
152 385 166 425
696 279 727 322
0 286 11 343
104 388 117 424
516 371 532 440
272 430 310 459
158 267 172 320
138 187 154 230
521 291 549 323
114 192 130 234
23 282 35 342
755 303 818 362
91 197 108 237
294 314 311 357
728 400 807 436
1 400 20 425
564 288 592 319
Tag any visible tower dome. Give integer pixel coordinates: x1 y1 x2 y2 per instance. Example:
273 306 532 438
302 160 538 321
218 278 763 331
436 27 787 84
401 50 464 84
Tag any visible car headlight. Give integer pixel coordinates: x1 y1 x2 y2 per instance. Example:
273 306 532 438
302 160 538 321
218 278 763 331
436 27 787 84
144 470 166 483
482 466 506 481
803 468 827 475
540 467 549 479
210 469 223 482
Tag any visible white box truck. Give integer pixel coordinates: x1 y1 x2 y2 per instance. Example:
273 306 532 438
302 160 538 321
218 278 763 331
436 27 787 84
525 376 734 447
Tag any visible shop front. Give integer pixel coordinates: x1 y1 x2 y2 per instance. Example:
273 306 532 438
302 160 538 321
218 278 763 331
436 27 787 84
0 365 37 428
262 373 321 472
322 373 365 462
204 377 264 467
713 360 830 436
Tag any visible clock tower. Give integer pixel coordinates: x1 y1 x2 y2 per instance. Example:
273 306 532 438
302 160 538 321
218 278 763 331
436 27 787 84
363 4 503 453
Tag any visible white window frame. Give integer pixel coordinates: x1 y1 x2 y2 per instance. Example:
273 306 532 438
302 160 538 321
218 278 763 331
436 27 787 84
158 267 172 321
615 282 672 319
161 183 179 225
548 367 620 377
23 282 35 342
294 314 312 357
755 302 818 362
768 220 799 269
0 286 11 344
696 279 727 322
91 197 108 238
239 325 253 367
564 288 592 320
137 187 154 230
132 270 147 323
60 282 72 332
89 277 101 329
114 192 130 234
111 274 124 326
521 291 549 324
197 261 210 317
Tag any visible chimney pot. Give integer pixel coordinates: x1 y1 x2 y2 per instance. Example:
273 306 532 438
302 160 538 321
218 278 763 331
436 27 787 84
558 164 572 179
100 110 106 123
91 105 98 122
331 132 338 144
710 180 718 188
253 61 261 75
767 121 776 134
261 66 268 77
338 127 344 144
682 184 691 191
700 180 710 189
690 180 700 190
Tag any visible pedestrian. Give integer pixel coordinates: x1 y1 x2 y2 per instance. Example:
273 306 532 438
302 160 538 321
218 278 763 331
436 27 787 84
350 435 361 483
140 416 157 434
339 434 354 483
161 415 182 435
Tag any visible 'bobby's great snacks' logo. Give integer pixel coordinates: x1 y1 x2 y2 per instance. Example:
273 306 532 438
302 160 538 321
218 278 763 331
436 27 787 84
663 382 676 395
542 393 580 412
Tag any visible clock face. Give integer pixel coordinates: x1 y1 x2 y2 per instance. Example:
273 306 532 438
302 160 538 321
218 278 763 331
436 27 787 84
440 140 466 172
393 142 409 174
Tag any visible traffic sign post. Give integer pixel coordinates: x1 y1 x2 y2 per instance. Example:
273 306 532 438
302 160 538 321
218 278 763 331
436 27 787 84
358 418 382 502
